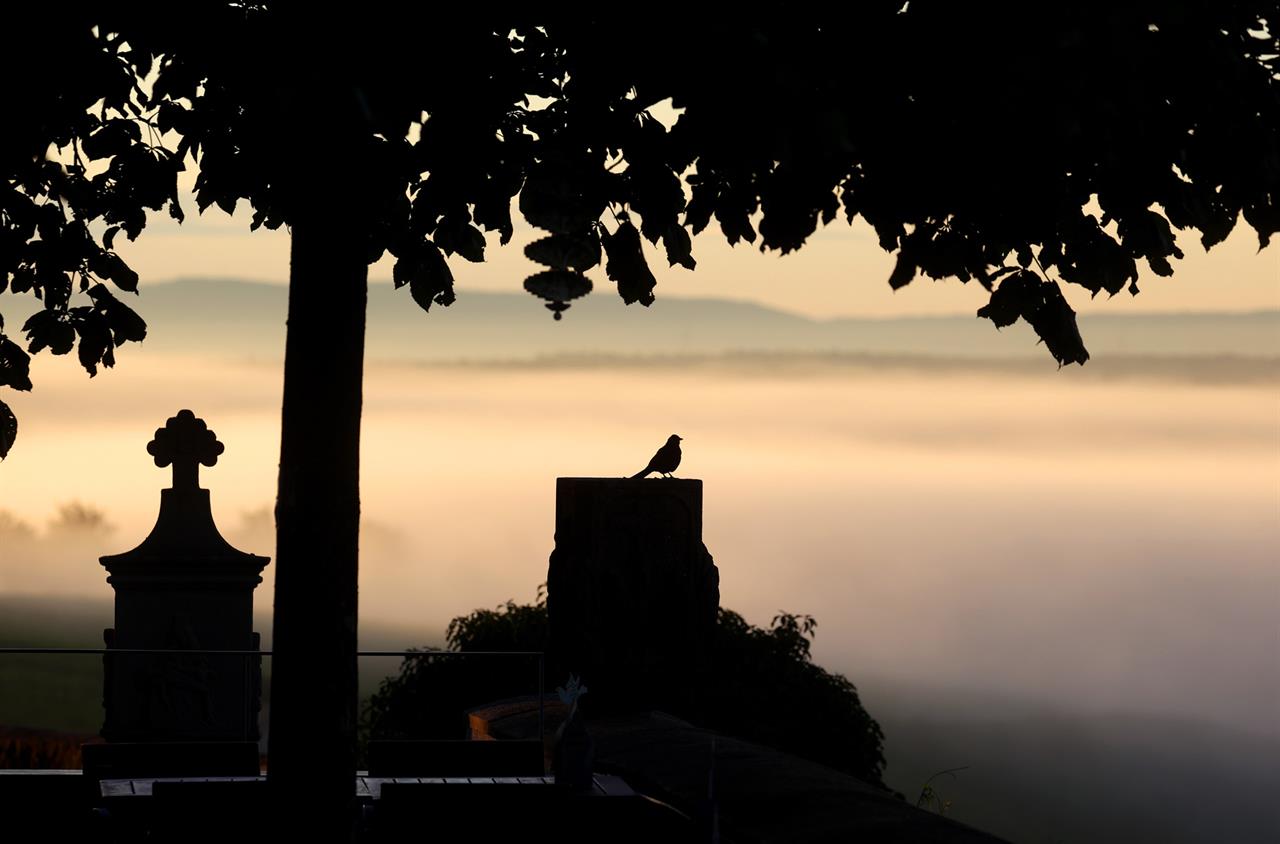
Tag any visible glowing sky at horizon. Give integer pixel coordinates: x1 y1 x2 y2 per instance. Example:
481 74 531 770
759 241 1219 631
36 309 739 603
1 159 1277 744
1 355 1276 739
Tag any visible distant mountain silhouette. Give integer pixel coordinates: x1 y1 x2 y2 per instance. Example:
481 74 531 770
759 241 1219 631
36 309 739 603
19 278 1277 363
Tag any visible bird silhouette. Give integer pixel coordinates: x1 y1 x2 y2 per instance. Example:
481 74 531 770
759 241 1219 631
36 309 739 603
630 434 682 479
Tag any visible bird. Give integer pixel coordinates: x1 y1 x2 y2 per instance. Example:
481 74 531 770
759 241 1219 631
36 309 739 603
630 434 682 479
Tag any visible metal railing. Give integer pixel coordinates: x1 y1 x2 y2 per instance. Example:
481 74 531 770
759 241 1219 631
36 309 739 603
0 647 546 766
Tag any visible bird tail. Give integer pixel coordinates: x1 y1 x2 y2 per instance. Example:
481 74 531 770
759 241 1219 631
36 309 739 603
629 468 649 480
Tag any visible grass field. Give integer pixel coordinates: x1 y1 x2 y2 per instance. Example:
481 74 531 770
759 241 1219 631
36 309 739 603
0 596 113 735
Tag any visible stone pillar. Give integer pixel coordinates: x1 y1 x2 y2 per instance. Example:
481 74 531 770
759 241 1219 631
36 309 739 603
99 410 269 743
547 478 719 716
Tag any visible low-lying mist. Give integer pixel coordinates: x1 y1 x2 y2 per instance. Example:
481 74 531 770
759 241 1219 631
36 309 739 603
3 351 1277 842
4 354 1274 735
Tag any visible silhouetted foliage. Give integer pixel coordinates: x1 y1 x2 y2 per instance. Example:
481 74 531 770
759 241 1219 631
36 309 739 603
45 501 113 538
705 608 886 786
445 592 552 654
363 595 550 743
365 594 887 787
3 5 1279 453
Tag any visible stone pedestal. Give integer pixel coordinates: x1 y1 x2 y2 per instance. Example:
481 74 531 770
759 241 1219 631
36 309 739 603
547 478 719 715
99 410 268 743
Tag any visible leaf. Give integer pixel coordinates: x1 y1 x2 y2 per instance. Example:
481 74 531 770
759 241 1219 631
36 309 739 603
88 284 147 345
89 251 139 293
663 223 696 270
7 266 34 295
603 221 657 306
104 226 121 250
1198 205 1237 251
977 265 1019 292
887 251 916 290
0 399 15 460
121 207 146 241
434 216 486 263
1242 201 1280 251
684 185 716 235
975 270 1030 328
22 310 75 356
0 336 33 391
977 271 1089 365
1147 253 1174 277
715 204 757 246
156 101 191 135
1055 216 1138 297
50 319 77 355
474 186 516 246
394 241 455 312
74 313 113 376
80 119 140 161
42 273 72 311
626 165 686 243
1116 209 1183 279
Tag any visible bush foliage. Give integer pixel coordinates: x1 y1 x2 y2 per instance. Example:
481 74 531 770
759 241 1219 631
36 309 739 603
365 589 886 786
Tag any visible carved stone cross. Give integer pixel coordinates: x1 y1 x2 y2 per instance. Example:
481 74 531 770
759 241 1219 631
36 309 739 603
101 408 267 745
146 409 225 490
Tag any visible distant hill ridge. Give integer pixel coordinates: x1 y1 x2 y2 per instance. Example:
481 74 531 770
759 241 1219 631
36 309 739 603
9 278 1278 362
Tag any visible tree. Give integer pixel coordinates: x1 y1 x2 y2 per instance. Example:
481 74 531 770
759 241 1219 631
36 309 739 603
3 4 1277 832
366 596 889 787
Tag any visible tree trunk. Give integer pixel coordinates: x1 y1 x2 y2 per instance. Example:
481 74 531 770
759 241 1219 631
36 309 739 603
268 206 367 834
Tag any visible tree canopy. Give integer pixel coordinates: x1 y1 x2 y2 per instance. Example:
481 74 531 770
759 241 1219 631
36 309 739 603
3 4 1277 459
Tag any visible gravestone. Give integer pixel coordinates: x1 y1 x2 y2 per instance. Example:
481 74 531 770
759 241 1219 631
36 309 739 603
99 410 269 743
547 478 720 715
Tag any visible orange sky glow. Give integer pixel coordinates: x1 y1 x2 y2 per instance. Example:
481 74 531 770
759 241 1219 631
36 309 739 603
1 163 1277 743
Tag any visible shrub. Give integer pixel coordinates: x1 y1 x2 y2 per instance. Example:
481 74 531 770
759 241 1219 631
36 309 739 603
364 589 886 786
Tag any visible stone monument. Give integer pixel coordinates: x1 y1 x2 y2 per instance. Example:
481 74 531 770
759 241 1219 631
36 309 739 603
546 477 719 716
99 410 269 743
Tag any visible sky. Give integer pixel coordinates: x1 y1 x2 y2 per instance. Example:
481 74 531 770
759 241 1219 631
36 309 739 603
107 176 1280 319
1 149 1279 844
2 190 1277 735
1 62 1276 844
